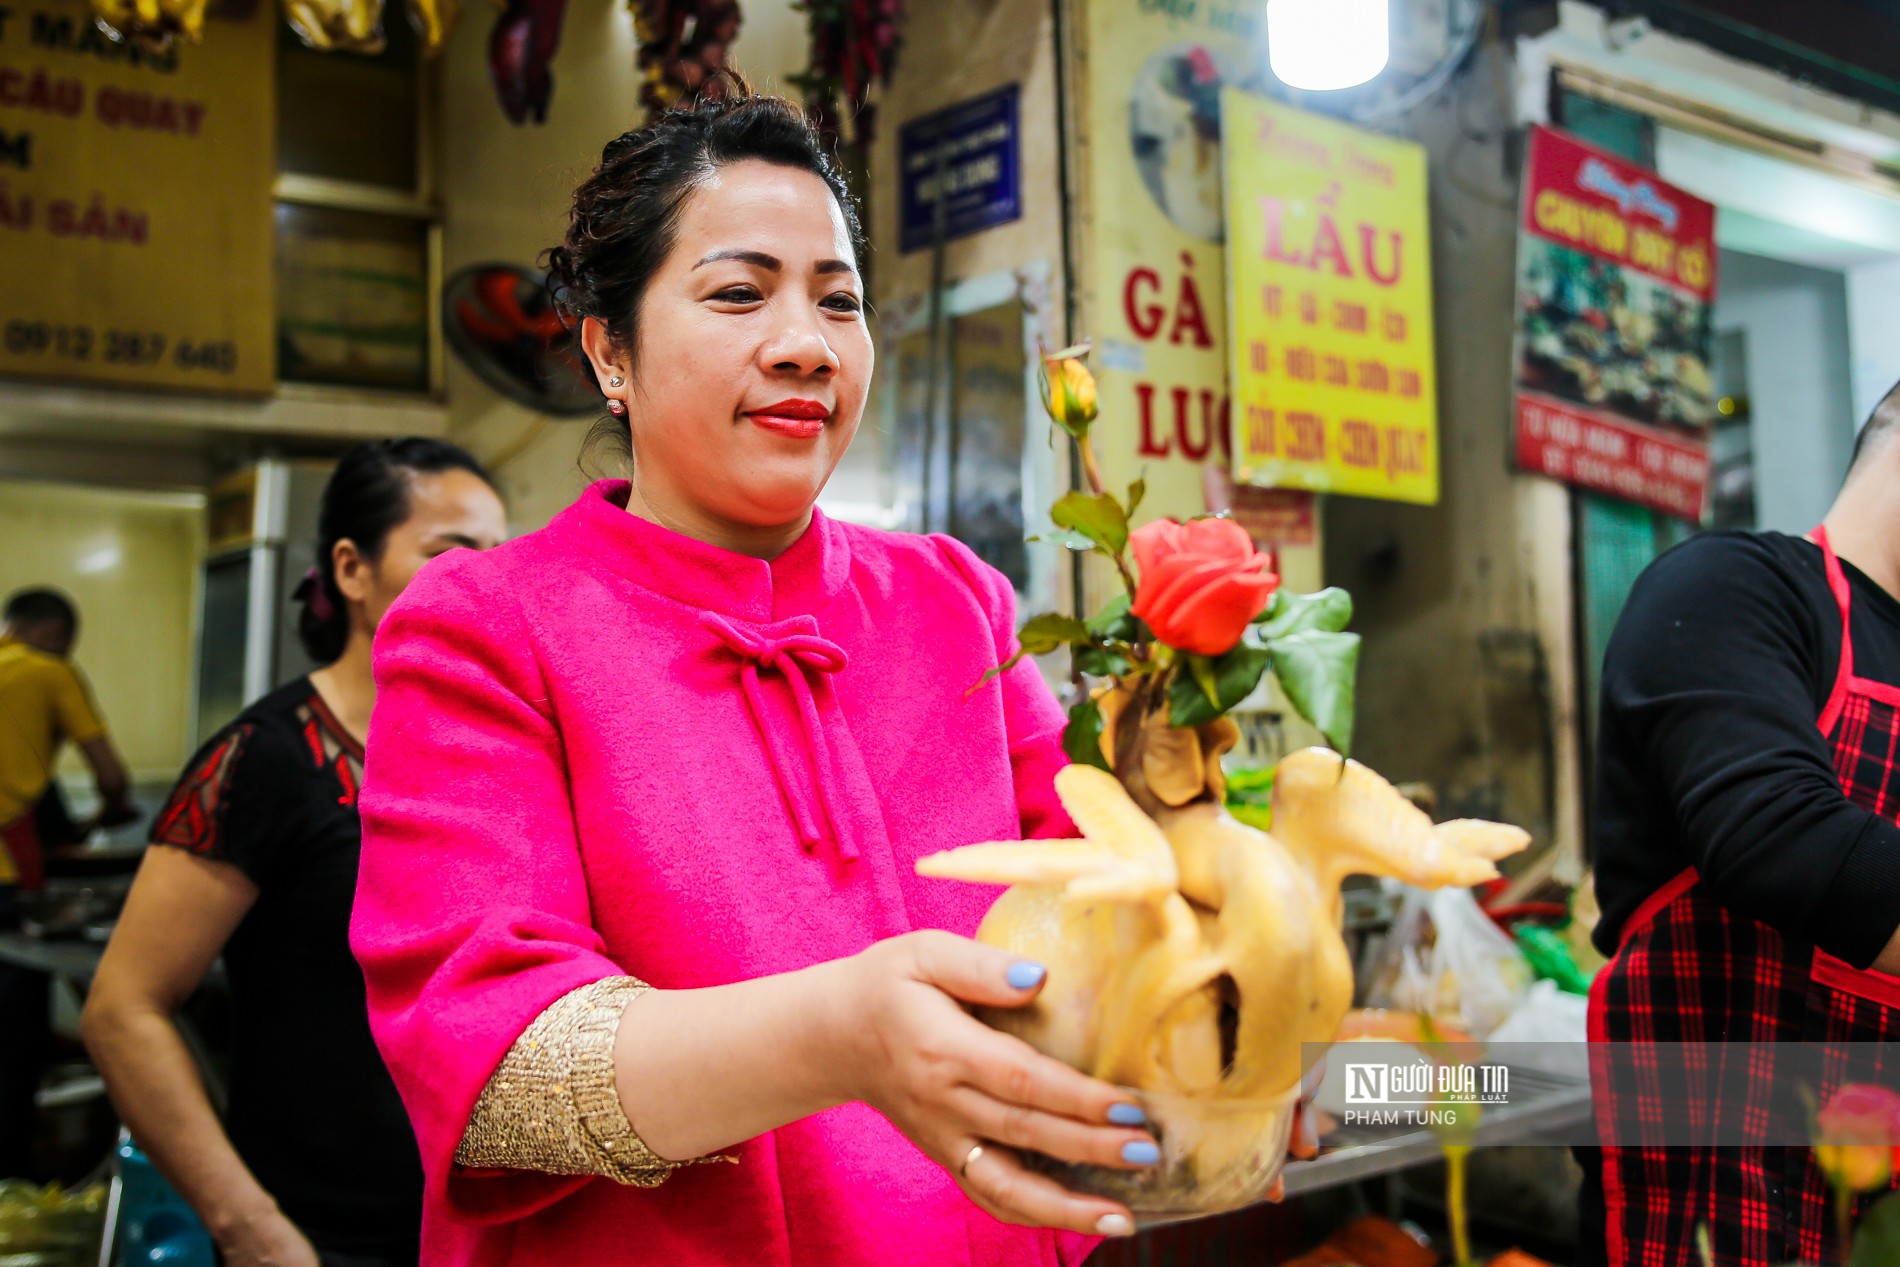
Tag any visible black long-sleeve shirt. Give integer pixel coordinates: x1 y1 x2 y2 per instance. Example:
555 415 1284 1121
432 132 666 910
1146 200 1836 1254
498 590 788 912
1592 531 1900 969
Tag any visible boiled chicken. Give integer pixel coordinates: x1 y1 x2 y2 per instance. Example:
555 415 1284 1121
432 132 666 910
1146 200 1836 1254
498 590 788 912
408 0 458 55
282 0 387 53
917 739 1527 1201
92 0 209 49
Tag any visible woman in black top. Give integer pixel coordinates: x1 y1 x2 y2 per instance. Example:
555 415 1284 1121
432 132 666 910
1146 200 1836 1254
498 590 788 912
84 440 507 1267
1579 402 1900 1267
1589 530 1900 963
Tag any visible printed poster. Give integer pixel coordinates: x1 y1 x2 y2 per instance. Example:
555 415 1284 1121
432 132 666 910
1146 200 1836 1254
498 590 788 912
1076 2 1264 557
1511 125 1718 520
1224 90 1438 504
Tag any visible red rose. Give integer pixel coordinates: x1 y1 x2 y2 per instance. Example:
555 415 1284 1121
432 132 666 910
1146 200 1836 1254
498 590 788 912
1130 518 1279 657
1815 1083 1900 1194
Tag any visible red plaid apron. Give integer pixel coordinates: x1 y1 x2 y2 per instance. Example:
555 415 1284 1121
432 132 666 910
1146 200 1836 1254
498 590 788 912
1588 526 1900 1266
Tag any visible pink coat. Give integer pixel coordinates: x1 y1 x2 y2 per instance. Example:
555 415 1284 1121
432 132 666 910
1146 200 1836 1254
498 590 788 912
352 481 1095 1267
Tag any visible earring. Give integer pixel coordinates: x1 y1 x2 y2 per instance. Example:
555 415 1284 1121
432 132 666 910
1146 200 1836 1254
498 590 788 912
607 375 624 387
607 399 627 416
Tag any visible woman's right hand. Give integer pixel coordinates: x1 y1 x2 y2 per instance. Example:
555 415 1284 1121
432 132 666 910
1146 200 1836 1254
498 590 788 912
214 1206 321 1267
835 930 1158 1239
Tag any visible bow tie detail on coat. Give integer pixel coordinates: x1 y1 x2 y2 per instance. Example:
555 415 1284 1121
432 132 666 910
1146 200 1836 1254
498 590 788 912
699 611 858 861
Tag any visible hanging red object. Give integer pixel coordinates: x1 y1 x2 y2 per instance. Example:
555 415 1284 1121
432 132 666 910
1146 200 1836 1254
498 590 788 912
790 0 904 153
490 0 571 125
631 1 744 119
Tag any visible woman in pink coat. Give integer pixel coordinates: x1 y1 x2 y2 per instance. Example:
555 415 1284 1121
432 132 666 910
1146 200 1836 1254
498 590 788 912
349 83 1161 1267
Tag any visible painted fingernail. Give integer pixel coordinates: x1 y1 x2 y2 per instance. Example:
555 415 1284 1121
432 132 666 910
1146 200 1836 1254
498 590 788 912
1096 1214 1135 1237
1006 961 1046 990
1107 1102 1146 1127
1120 1139 1160 1166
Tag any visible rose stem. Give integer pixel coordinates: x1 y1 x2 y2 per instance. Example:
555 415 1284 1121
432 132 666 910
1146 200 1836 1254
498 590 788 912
1448 1149 1473 1267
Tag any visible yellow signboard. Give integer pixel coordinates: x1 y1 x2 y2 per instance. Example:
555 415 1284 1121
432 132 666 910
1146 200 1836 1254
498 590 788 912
0 0 276 394
1224 91 1438 504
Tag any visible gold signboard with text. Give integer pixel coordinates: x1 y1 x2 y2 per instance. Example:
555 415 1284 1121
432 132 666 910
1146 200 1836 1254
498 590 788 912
0 0 276 394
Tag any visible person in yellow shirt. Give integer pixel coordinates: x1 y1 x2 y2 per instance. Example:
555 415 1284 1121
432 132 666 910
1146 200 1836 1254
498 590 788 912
1 587 133 1179
0 588 134 892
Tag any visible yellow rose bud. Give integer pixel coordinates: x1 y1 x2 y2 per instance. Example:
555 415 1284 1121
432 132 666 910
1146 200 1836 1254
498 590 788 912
1044 357 1099 431
1815 1142 1891 1194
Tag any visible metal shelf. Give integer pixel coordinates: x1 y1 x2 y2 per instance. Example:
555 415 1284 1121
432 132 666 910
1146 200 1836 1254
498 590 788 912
1282 1066 1594 1197
0 932 109 984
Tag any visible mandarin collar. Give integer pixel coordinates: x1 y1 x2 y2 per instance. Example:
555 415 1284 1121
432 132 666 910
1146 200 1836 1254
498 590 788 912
554 480 850 623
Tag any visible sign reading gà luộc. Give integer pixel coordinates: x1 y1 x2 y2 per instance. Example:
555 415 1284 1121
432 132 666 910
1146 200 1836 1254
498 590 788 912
1224 90 1438 505
898 84 1021 254
0 0 276 395
1080 9 1266 568
1511 125 1718 521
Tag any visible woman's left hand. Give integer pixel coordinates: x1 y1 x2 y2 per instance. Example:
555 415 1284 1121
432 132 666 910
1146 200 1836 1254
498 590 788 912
834 931 1155 1238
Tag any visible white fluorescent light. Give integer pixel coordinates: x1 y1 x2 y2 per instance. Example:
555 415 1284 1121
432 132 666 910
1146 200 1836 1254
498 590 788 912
1268 0 1392 92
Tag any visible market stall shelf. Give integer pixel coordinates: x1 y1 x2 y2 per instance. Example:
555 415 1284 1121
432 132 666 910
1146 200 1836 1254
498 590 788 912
1282 1063 1592 1197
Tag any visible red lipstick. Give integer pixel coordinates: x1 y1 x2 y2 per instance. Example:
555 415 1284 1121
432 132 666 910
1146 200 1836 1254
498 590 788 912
747 398 831 440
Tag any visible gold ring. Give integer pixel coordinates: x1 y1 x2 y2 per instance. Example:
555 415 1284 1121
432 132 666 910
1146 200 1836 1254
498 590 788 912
958 1144 985 1180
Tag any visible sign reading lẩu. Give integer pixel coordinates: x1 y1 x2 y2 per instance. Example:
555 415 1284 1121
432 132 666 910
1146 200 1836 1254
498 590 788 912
1511 125 1718 521
0 0 276 395
1224 91 1438 504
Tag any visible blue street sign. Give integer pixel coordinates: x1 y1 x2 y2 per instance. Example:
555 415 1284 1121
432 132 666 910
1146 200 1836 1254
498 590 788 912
898 84 1022 254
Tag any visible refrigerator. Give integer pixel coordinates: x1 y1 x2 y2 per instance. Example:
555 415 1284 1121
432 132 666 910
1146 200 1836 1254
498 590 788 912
193 459 333 747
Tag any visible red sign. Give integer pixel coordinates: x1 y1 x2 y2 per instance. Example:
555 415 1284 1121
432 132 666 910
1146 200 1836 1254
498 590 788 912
1511 126 1720 521
1233 486 1317 548
1515 394 1709 522
1201 465 1316 547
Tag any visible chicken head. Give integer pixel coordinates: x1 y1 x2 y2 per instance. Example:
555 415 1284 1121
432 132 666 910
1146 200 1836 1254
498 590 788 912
917 749 1530 1121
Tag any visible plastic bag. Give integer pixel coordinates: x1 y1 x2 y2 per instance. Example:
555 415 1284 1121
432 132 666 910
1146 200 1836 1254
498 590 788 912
1486 979 1589 1081
1364 884 1533 1039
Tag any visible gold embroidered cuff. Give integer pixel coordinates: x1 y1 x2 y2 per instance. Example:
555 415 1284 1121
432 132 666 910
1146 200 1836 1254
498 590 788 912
454 976 706 1188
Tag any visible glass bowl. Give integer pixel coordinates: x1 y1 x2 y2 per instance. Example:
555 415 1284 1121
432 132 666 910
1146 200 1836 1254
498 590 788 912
1019 1085 1299 1225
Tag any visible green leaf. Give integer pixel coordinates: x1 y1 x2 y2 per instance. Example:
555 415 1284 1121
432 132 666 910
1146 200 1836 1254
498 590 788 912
1074 644 1132 678
1270 629 1360 755
1168 643 1272 727
1851 1192 1900 1267
1126 478 1147 521
1051 491 1129 557
1187 653 1222 708
1086 593 1137 641
1031 529 1101 553
1061 697 1112 772
1166 673 1216 728
1257 587 1354 639
973 613 1090 694
1017 612 1091 657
